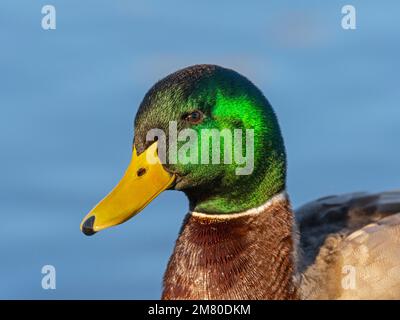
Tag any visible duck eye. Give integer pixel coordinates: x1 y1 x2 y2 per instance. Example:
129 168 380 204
184 110 203 124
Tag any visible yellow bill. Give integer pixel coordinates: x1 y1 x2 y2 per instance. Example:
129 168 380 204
80 142 175 235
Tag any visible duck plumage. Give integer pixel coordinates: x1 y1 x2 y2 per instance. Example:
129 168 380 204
297 190 400 299
81 64 400 300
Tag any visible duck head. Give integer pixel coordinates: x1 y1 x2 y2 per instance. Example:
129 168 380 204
81 64 286 235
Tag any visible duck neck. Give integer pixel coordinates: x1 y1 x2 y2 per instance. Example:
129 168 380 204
162 192 299 300
185 151 287 214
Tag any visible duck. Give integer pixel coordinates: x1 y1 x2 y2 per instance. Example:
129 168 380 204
80 64 400 300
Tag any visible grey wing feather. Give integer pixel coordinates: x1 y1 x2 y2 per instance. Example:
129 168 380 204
295 191 400 299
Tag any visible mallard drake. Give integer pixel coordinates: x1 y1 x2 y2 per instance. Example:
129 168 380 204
80 64 400 299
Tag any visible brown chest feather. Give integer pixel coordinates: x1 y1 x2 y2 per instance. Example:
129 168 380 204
162 199 298 299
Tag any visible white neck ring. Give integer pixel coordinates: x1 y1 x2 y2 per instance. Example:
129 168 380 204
190 191 288 220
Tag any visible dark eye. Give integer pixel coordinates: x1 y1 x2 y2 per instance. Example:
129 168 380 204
184 110 203 124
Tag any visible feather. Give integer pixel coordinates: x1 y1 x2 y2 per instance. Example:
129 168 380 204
297 191 400 299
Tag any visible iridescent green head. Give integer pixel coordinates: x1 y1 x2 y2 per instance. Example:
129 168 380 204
81 65 286 234
134 65 286 214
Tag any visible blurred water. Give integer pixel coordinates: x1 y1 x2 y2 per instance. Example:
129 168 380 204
0 0 399 298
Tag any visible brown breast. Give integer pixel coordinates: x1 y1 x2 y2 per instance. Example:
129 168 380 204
162 197 299 300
